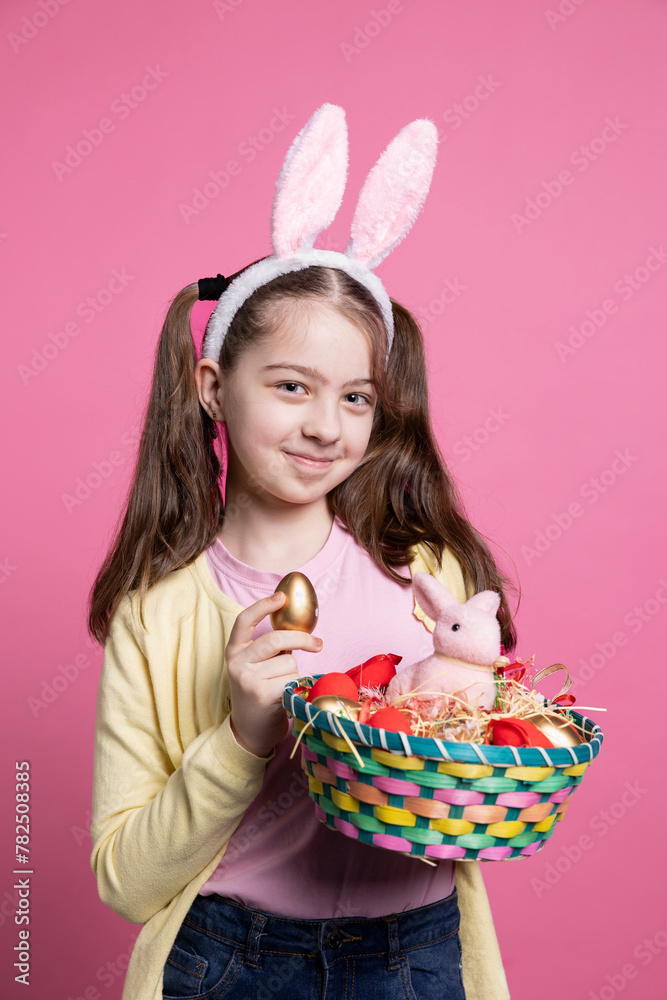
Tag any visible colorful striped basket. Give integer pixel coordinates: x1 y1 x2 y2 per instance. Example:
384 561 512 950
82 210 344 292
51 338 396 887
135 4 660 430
282 678 604 862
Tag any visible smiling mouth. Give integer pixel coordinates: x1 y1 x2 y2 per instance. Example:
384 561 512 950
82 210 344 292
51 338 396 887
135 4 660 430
285 452 335 469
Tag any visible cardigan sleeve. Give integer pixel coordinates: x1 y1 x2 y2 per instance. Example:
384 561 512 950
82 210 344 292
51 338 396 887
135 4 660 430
89 596 272 925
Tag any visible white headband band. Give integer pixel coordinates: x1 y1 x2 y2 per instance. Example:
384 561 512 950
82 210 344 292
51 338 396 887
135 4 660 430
200 103 438 369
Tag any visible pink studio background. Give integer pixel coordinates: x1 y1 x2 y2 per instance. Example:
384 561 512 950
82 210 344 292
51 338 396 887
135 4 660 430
1 1 665 997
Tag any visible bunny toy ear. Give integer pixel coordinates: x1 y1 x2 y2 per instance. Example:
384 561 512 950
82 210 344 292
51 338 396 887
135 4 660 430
272 103 349 258
346 119 438 271
467 591 501 616
411 572 457 624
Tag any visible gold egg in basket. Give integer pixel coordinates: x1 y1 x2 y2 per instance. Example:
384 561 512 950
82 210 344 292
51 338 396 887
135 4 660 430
310 695 362 720
523 710 584 748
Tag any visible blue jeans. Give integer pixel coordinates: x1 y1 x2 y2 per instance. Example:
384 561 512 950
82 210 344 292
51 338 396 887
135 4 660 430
161 889 466 1000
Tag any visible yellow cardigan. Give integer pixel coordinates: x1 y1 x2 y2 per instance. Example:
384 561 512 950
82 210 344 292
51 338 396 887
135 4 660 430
90 541 510 1000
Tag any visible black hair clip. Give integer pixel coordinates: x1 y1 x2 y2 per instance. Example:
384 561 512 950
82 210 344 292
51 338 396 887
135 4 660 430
198 273 231 300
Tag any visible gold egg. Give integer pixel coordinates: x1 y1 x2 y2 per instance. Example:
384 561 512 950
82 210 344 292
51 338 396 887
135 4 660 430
310 695 361 720
523 711 585 749
270 572 319 633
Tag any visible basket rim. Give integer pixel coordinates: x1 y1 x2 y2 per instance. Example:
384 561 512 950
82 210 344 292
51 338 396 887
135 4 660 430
282 678 604 767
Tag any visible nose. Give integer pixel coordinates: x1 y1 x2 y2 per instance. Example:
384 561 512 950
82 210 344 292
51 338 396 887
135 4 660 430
301 395 342 444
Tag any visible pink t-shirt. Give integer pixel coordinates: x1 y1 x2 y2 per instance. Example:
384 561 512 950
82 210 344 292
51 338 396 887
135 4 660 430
199 514 455 918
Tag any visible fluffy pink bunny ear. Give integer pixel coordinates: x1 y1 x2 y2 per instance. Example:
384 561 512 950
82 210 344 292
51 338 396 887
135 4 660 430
467 591 501 615
272 103 348 258
347 119 438 271
412 572 457 622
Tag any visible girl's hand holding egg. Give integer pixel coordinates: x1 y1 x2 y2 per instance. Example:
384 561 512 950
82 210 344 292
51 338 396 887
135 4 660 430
225 573 321 758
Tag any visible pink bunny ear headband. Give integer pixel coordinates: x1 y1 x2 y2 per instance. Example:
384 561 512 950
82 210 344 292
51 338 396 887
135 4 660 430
198 103 439 369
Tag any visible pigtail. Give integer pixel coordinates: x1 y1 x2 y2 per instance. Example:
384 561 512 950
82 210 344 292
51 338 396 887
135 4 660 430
87 283 224 644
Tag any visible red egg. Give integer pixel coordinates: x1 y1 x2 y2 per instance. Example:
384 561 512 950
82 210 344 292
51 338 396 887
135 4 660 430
346 653 402 689
487 718 554 749
308 673 359 702
368 706 413 734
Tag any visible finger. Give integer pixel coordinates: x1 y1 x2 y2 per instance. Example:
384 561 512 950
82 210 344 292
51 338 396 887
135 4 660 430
254 654 301 682
246 630 323 664
227 592 286 649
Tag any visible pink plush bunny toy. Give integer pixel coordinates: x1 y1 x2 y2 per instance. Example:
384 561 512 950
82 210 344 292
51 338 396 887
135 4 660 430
386 571 502 711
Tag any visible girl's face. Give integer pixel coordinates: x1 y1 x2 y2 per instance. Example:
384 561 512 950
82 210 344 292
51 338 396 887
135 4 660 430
217 304 378 509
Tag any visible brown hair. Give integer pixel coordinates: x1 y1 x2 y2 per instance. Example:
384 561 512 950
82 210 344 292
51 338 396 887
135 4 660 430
87 264 518 651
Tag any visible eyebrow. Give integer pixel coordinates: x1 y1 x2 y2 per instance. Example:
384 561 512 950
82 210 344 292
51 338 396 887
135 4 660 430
259 362 375 389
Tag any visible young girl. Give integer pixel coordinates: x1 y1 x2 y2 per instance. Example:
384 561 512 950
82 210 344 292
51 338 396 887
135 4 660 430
88 105 515 1000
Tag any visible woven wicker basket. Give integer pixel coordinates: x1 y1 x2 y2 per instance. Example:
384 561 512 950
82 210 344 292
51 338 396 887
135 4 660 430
282 678 604 862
